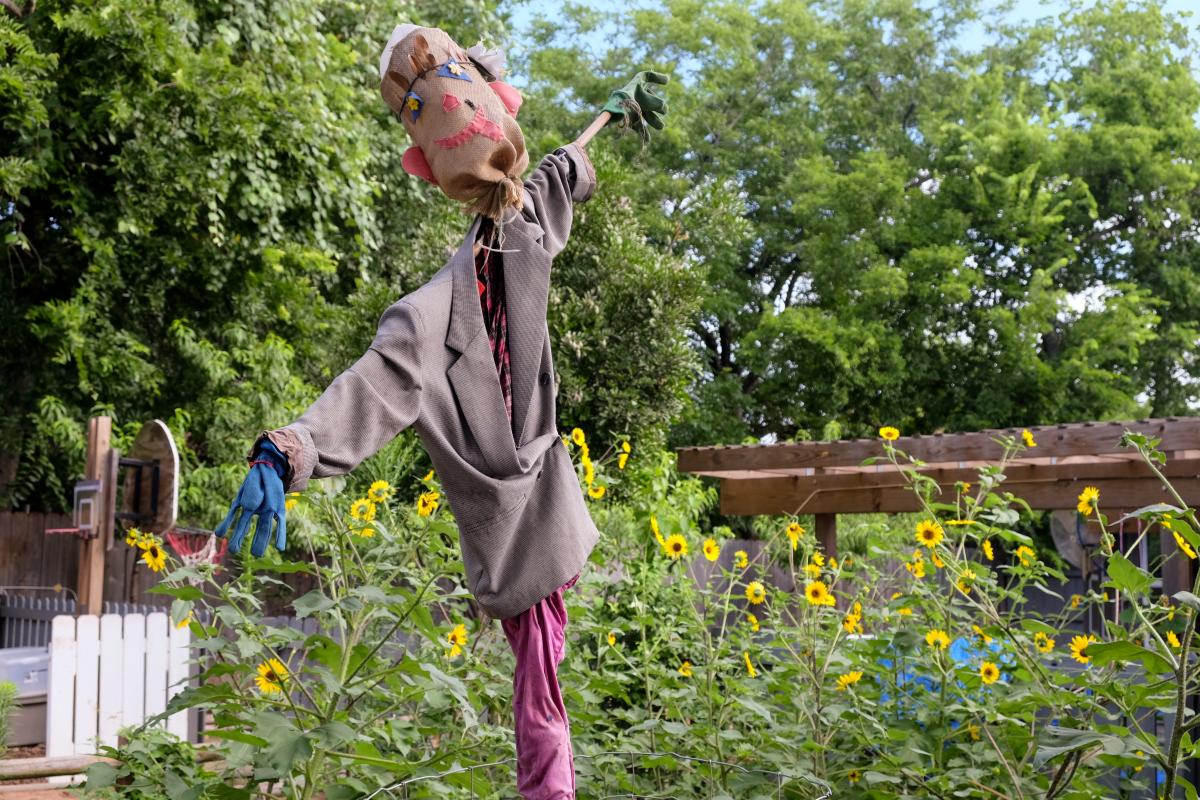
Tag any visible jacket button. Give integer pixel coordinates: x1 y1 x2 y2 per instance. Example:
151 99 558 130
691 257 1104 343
539 371 550 386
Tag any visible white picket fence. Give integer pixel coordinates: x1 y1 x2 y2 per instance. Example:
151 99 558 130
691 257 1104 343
46 612 191 773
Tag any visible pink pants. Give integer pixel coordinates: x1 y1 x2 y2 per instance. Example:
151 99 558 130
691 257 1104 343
500 572 580 800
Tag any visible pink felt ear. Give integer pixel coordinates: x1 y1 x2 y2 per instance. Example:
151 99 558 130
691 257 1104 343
489 81 522 117
402 145 437 185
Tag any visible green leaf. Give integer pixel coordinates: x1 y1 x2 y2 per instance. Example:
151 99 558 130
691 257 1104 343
1116 503 1184 524
292 589 335 618
1105 553 1153 595
83 762 120 788
148 583 204 601
1088 640 1173 674
206 729 269 747
1175 591 1200 613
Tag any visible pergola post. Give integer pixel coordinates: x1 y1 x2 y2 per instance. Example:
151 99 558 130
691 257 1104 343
815 514 837 561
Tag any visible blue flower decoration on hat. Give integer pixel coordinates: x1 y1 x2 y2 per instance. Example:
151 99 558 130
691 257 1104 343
404 90 423 122
436 58 473 82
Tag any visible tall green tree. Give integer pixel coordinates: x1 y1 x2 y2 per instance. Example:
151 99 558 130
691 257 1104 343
523 0 1200 446
1 0 699 517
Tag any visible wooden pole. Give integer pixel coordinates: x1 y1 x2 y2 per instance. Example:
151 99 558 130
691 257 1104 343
815 513 837 561
573 111 612 149
78 416 111 615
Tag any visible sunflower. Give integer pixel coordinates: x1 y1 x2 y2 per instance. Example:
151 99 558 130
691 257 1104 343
285 493 300 512
1021 429 1037 448
447 623 468 658
1167 630 1182 650
1033 631 1055 653
746 581 767 605
124 528 140 547
176 612 193 630
925 629 950 650
255 658 288 694
842 609 863 635
972 625 992 645
678 661 693 677
746 613 760 632
583 460 595 486
982 539 994 561
1070 594 1082 610
804 581 835 607
702 538 720 562
734 550 749 569
354 525 375 538
836 670 863 691
618 440 631 470
915 520 944 548
946 519 975 526
898 607 913 616
1173 530 1197 560
879 426 900 441
848 768 862 784
664 533 688 560
651 516 664 546
417 491 439 517
905 557 926 579
571 427 586 446
423 469 435 482
367 480 393 503
607 631 617 647
785 522 805 550
350 497 376 522
967 724 981 742
1069 634 1097 665
743 651 758 678
587 484 606 500
956 566 978 595
142 543 167 573
979 662 1000 685
1015 545 1036 566
801 563 819 579
1076 486 1100 516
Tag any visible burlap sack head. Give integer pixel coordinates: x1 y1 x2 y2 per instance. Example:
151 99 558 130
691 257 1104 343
380 26 528 220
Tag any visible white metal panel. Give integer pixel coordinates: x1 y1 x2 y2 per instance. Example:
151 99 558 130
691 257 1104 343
97 614 124 747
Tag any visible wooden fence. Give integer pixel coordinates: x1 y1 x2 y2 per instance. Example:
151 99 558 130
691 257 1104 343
45 612 191 782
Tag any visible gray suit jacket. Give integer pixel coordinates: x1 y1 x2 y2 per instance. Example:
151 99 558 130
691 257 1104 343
258 144 600 619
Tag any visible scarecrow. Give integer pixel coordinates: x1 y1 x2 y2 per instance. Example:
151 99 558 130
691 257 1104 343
215 22 668 799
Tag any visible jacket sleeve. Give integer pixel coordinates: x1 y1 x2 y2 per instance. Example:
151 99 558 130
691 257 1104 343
521 142 596 258
253 300 425 492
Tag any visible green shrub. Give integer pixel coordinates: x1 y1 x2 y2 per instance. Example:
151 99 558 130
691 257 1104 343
0 680 17 756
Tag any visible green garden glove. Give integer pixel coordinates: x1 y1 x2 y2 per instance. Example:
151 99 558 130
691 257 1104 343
602 71 670 142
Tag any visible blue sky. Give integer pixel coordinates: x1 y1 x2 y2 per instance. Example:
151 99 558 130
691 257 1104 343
509 0 1198 58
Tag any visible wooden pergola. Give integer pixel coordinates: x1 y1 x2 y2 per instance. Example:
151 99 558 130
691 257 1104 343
677 417 1200 570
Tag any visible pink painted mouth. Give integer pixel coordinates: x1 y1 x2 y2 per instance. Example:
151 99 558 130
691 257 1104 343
434 104 504 150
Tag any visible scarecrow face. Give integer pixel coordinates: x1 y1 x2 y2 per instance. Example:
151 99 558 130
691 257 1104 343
380 27 527 206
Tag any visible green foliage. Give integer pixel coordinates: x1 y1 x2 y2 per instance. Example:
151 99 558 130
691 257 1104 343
81 429 1200 798
1 0 698 523
523 0 1200 446
0 680 16 758
84 725 212 800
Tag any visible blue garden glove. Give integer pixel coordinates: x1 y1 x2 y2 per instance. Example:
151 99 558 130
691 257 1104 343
215 440 289 557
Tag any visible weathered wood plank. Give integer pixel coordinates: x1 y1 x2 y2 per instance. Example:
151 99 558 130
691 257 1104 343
679 417 1200 474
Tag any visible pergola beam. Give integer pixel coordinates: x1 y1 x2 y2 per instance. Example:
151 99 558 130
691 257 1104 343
678 418 1200 476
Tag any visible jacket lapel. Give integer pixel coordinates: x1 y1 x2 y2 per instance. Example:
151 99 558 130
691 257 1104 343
445 216 521 476
501 207 551 445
